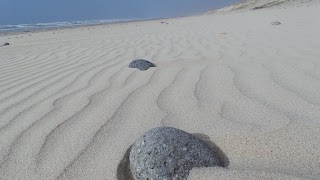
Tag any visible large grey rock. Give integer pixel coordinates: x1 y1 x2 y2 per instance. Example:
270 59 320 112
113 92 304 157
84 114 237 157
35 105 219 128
129 59 156 71
271 21 281 26
129 127 219 180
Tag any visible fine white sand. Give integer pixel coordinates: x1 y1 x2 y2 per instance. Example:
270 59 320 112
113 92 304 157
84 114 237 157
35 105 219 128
0 0 320 179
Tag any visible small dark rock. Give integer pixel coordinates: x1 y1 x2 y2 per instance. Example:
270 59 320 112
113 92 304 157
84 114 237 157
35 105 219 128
271 21 282 26
129 127 220 180
2 42 9 46
129 59 156 71
251 6 263 10
161 22 165 24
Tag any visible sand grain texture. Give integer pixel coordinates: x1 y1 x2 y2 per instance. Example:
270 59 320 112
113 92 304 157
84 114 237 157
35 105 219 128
0 1 320 179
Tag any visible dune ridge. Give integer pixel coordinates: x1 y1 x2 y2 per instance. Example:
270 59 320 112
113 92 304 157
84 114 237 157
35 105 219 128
207 0 320 13
1 1 320 179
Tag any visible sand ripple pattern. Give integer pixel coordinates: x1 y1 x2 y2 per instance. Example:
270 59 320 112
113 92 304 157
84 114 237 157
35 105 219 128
0 4 320 180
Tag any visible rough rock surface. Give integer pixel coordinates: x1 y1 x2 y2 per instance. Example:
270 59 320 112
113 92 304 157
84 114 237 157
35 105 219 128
129 127 219 180
129 59 156 71
271 21 282 25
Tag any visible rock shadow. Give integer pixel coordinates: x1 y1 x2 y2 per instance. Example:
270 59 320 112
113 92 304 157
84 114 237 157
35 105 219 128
117 145 135 180
193 133 230 167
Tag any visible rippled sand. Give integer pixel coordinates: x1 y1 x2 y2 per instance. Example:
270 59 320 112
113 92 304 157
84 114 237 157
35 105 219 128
0 1 320 179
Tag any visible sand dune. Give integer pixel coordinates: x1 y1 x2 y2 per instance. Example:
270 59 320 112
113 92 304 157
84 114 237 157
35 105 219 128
207 0 320 13
0 1 320 179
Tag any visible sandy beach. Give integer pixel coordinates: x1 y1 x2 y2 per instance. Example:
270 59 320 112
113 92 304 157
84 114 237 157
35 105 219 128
1 0 320 179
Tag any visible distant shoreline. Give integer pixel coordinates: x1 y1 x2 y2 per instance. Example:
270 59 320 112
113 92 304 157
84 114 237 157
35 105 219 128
0 16 184 37
0 19 142 36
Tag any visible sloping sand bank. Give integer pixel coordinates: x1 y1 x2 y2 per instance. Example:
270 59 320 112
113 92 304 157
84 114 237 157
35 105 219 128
0 1 320 179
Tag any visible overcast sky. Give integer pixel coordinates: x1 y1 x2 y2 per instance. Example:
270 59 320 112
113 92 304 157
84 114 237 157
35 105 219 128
0 0 239 25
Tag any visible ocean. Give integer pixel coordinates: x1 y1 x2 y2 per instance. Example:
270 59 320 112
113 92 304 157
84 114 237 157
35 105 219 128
0 19 139 33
